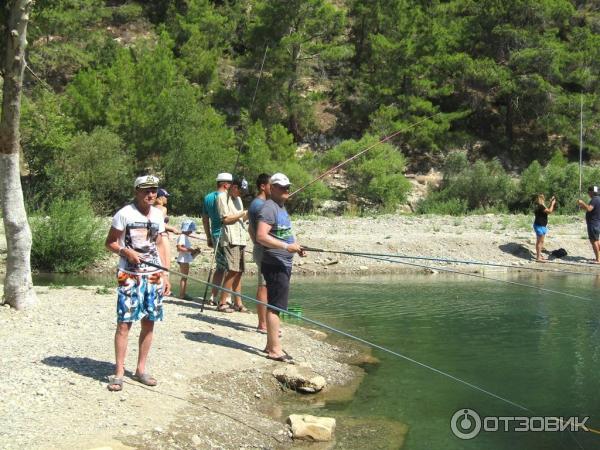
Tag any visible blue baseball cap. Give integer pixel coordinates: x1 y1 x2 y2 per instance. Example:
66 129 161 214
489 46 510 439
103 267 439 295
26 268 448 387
157 188 169 198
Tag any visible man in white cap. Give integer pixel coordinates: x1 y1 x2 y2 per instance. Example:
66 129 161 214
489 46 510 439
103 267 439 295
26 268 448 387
202 173 232 304
104 175 171 391
256 173 305 362
216 177 249 312
577 185 600 263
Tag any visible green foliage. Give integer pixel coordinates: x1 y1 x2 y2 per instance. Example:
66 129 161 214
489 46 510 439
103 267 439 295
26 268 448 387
321 135 411 209
418 153 516 213
47 127 134 213
31 195 106 273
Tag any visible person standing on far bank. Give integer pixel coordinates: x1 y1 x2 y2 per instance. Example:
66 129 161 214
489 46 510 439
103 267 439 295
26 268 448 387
256 173 305 362
105 175 171 392
532 193 556 262
577 185 600 264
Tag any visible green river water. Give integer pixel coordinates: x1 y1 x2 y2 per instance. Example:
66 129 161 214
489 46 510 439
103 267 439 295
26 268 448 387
36 271 600 449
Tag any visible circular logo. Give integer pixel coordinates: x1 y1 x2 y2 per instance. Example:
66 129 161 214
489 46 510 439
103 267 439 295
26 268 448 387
451 408 482 440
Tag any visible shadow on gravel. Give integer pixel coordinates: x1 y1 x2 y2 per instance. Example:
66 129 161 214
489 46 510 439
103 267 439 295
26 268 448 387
499 242 534 260
165 298 203 309
499 242 590 263
182 313 256 332
182 331 262 356
42 356 123 382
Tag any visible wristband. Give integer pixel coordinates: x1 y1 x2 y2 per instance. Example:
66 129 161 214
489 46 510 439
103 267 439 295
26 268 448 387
283 243 289 251
118 247 125 256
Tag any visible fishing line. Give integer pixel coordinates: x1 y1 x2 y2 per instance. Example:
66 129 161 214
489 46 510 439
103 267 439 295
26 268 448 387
144 261 532 412
304 247 598 277
289 112 443 197
202 44 269 307
311 250 596 303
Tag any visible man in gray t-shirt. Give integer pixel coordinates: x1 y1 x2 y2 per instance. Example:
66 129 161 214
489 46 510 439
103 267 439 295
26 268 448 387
256 173 305 362
577 186 600 263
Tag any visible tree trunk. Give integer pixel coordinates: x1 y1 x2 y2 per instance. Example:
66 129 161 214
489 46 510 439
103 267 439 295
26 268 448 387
0 0 37 310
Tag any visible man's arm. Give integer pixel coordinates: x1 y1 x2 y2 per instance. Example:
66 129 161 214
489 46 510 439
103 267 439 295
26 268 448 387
256 221 302 253
156 233 171 295
105 227 141 265
201 215 213 247
577 200 594 212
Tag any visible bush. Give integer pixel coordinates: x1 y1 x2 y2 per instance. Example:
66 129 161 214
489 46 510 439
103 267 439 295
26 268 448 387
31 196 106 273
416 194 467 215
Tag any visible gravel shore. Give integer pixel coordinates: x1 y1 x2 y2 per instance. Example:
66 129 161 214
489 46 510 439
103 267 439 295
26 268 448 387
0 286 361 450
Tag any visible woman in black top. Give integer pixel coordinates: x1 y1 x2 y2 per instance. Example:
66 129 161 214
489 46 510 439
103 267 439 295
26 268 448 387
533 193 556 262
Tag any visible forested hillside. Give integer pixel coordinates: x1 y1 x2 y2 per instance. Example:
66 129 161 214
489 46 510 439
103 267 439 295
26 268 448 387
2 0 600 214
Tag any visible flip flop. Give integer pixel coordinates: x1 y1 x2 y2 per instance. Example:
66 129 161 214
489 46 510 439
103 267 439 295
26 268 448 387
235 305 250 313
132 372 157 386
266 353 294 363
217 304 235 313
256 328 268 334
107 375 124 392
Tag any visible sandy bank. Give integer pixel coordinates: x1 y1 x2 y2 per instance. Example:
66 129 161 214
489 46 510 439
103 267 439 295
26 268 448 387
0 286 364 449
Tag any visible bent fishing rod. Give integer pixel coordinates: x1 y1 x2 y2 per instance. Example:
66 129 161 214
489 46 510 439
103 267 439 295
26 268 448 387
303 247 599 277
307 249 596 303
289 111 442 197
144 261 532 413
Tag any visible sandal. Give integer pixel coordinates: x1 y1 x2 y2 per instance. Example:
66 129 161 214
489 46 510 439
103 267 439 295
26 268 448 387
256 328 268 334
266 353 295 363
132 372 157 386
107 375 124 392
235 305 249 313
217 304 235 313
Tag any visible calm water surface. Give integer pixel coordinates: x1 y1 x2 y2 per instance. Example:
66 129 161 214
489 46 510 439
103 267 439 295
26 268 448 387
36 271 600 449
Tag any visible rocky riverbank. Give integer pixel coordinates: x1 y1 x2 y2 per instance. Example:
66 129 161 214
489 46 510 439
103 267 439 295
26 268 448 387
0 285 383 449
89 214 600 276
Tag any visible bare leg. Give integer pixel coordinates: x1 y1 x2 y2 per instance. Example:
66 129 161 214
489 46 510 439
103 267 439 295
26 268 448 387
211 269 225 301
114 322 132 378
266 310 282 357
136 318 155 376
256 285 267 330
219 271 236 306
231 272 244 309
178 263 189 298
591 239 600 263
536 235 545 261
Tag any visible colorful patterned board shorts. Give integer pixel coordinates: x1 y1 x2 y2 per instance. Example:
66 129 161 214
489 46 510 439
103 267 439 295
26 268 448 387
116 271 164 322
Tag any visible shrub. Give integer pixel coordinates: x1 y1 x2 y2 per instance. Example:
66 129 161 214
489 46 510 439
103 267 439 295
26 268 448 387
31 196 106 273
416 194 468 215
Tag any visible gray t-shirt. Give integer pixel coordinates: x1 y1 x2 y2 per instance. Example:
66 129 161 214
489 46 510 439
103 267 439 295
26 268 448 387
257 199 295 267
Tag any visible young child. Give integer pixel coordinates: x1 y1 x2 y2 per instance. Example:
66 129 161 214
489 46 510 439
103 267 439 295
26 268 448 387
177 219 199 299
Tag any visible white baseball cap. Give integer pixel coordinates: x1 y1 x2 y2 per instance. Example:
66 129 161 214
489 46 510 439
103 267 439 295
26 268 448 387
270 173 291 187
134 175 159 189
216 172 233 182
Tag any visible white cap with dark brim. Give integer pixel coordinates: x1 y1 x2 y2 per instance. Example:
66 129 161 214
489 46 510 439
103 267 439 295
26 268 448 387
134 175 159 189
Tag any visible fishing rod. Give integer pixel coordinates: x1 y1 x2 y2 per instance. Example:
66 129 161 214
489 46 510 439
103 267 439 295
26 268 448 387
289 112 442 197
201 44 269 306
144 261 532 413
315 250 596 303
303 247 598 277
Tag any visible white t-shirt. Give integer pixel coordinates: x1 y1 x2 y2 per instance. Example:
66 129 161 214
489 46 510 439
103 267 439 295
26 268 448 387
176 234 194 263
111 204 165 274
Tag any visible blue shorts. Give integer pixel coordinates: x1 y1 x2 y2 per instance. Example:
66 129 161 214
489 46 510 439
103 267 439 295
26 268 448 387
116 271 164 322
533 224 548 236
587 223 600 241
